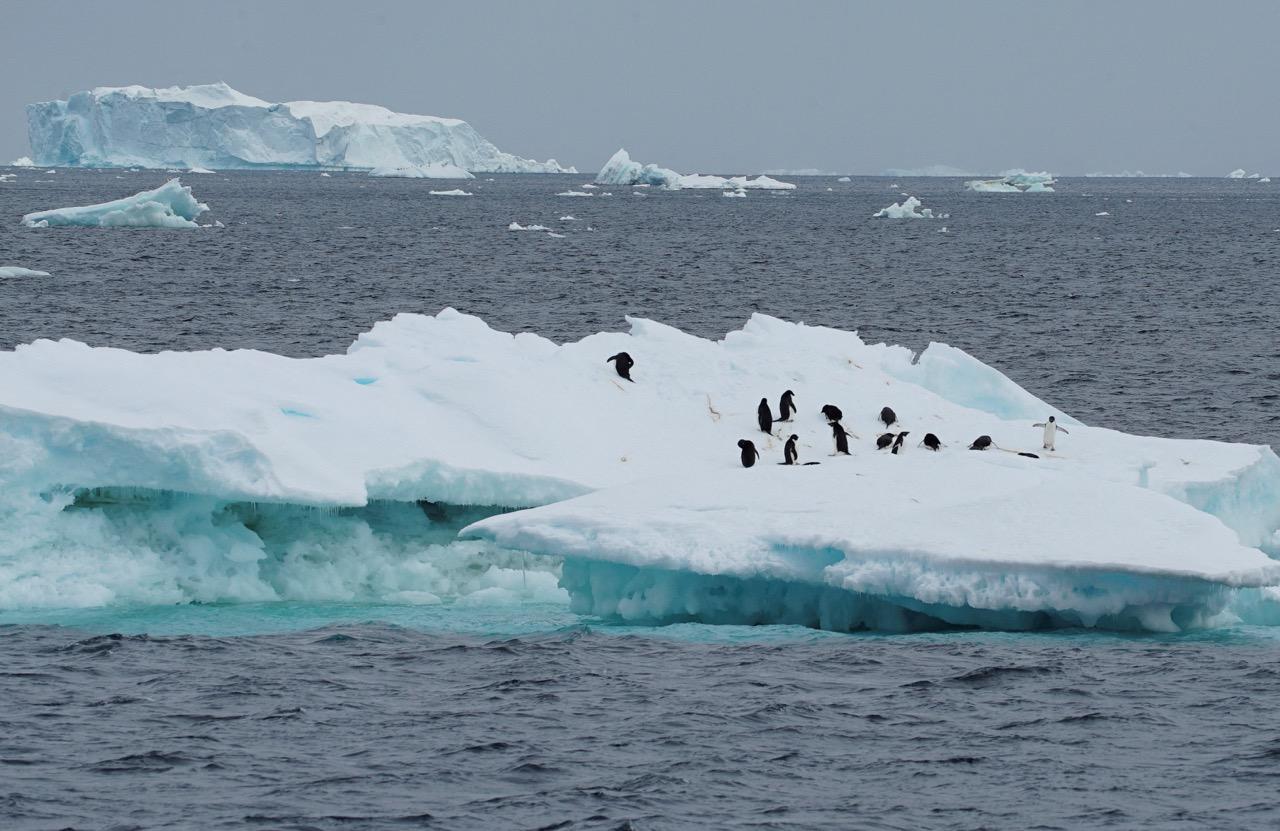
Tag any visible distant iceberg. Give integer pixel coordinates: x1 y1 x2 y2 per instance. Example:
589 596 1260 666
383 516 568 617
25 83 574 173
369 163 473 179
595 148 795 191
9 156 34 167
1228 169 1248 179
966 169 1055 193
21 178 208 228
881 165 977 177
873 195 945 219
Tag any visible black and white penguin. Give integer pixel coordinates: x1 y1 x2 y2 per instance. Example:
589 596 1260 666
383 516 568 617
891 431 910 455
969 435 993 451
1032 416 1070 451
831 422 851 455
821 404 843 423
778 390 796 422
738 439 760 468
606 352 634 382
921 433 942 451
876 432 896 451
879 406 898 429
757 398 774 434
782 434 799 465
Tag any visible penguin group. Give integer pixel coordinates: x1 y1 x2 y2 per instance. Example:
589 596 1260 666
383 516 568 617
598 350 1070 468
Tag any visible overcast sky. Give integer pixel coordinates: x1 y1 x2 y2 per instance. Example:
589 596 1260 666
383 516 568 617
3 0 1277 175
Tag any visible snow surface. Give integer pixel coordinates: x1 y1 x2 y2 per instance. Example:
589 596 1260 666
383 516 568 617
594 148 795 191
1 309 1278 629
874 196 944 219
0 267 51 278
21 178 208 229
26 83 573 173
368 163 473 179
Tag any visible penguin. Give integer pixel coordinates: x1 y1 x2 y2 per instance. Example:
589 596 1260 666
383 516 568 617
606 352 634 382
879 406 898 429
821 404 843 423
1032 415 1070 451
778 390 796 422
738 439 760 468
969 435 993 451
921 433 942 451
891 431 910 455
782 434 799 465
876 432 895 451
831 421 851 455
757 398 774 434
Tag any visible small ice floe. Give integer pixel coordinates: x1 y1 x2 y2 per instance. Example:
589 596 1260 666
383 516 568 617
837 176 851 182
581 183 598 189
557 191 593 197
43 169 57 174
187 167 215 174
1261 177 1272 183
559 215 577 221
938 226 948 233
320 172 331 177
874 195 946 219
547 232 566 238
0 266 51 278
22 178 209 229
723 189 747 198
429 189 472 196
1095 211 1111 216
0 174 15 182
632 191 647 197
889 183 899 188
508 222 550 231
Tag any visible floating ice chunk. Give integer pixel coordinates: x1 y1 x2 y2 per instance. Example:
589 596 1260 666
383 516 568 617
557 190 594 197
508 222 550 231
0 174 14 182
429 189 472 196
25 83 572 173
320 172 331 177
559 215 577 221
837 176 851 182
593 148 795 191
722 189 746 198
21 178 208 229
966 169 1055 193
10 156 34 167
873 195 945 219
0 266 51 278
1228 169 1248 178
581 183 598 189
187 166 214 174
1260 177 1272 183
1095 211 1111 216
369 163 473 179
547 232 566 238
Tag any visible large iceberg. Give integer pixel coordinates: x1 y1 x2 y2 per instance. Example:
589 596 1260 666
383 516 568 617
25 83 574 173
1 310 1278 629
21 178 208 229
595 148 795 191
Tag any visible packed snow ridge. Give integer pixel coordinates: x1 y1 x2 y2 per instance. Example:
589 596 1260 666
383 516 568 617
21 178 208 229
595 149 795 191
2 309 1279 630
966 169 1056 193
873 196 946 219
25 83 574 173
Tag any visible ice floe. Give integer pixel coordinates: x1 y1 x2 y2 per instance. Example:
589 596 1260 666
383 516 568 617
873 196 946 219
966 169 1056 193
0 267 51 278
595 148 795 191
21 178 208 229
429 189 472 196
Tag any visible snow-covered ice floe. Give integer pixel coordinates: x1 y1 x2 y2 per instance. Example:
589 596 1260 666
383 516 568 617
873 196 946 219
0 267 51 278
369 163 473 179
1 309 1279 630
21 178 208 229
429 189 472 196
25 83 573 173
595 148 796 191
966 169 1056 193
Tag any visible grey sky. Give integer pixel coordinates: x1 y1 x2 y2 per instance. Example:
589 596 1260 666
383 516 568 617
3 0 1277 175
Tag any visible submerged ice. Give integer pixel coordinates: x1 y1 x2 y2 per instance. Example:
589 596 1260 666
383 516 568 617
21 178 208 229
26 83 573 173
1 310 1278 630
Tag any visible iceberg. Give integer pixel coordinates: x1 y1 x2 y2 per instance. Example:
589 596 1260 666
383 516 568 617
0 266 51 278
837 176 851 183
873 195 945 219
25 83 574 173
966 169 1056 193
21 178 208 229
1 309 1278 629
594 148 795 191
1228 169 1248 178
9 156 34 167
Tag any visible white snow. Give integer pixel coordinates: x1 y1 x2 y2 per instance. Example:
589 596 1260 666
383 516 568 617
9 156 35 167
369 163 473 179
0 309 1277 629
21 178 208 229
0 267 51 278
428 189 472 196
966 169 1056 193
25 83 574 173
594 148 795 191
873 195 945 219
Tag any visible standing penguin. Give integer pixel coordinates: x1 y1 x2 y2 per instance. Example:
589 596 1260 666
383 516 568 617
782 434 799 465
821 404 844 423
921 433 942 451
830 422 852 455
738 439 760 468
1033 416 1070 451
757 398 774 434
969 435 993 451
606 352 634 382
891 431 910 455
879 406 898 429
778 390 796 422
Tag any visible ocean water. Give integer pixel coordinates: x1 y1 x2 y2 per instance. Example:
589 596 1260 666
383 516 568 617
2 170 1280 829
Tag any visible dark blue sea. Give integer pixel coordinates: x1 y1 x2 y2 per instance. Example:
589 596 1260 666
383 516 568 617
2 169 1279 829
